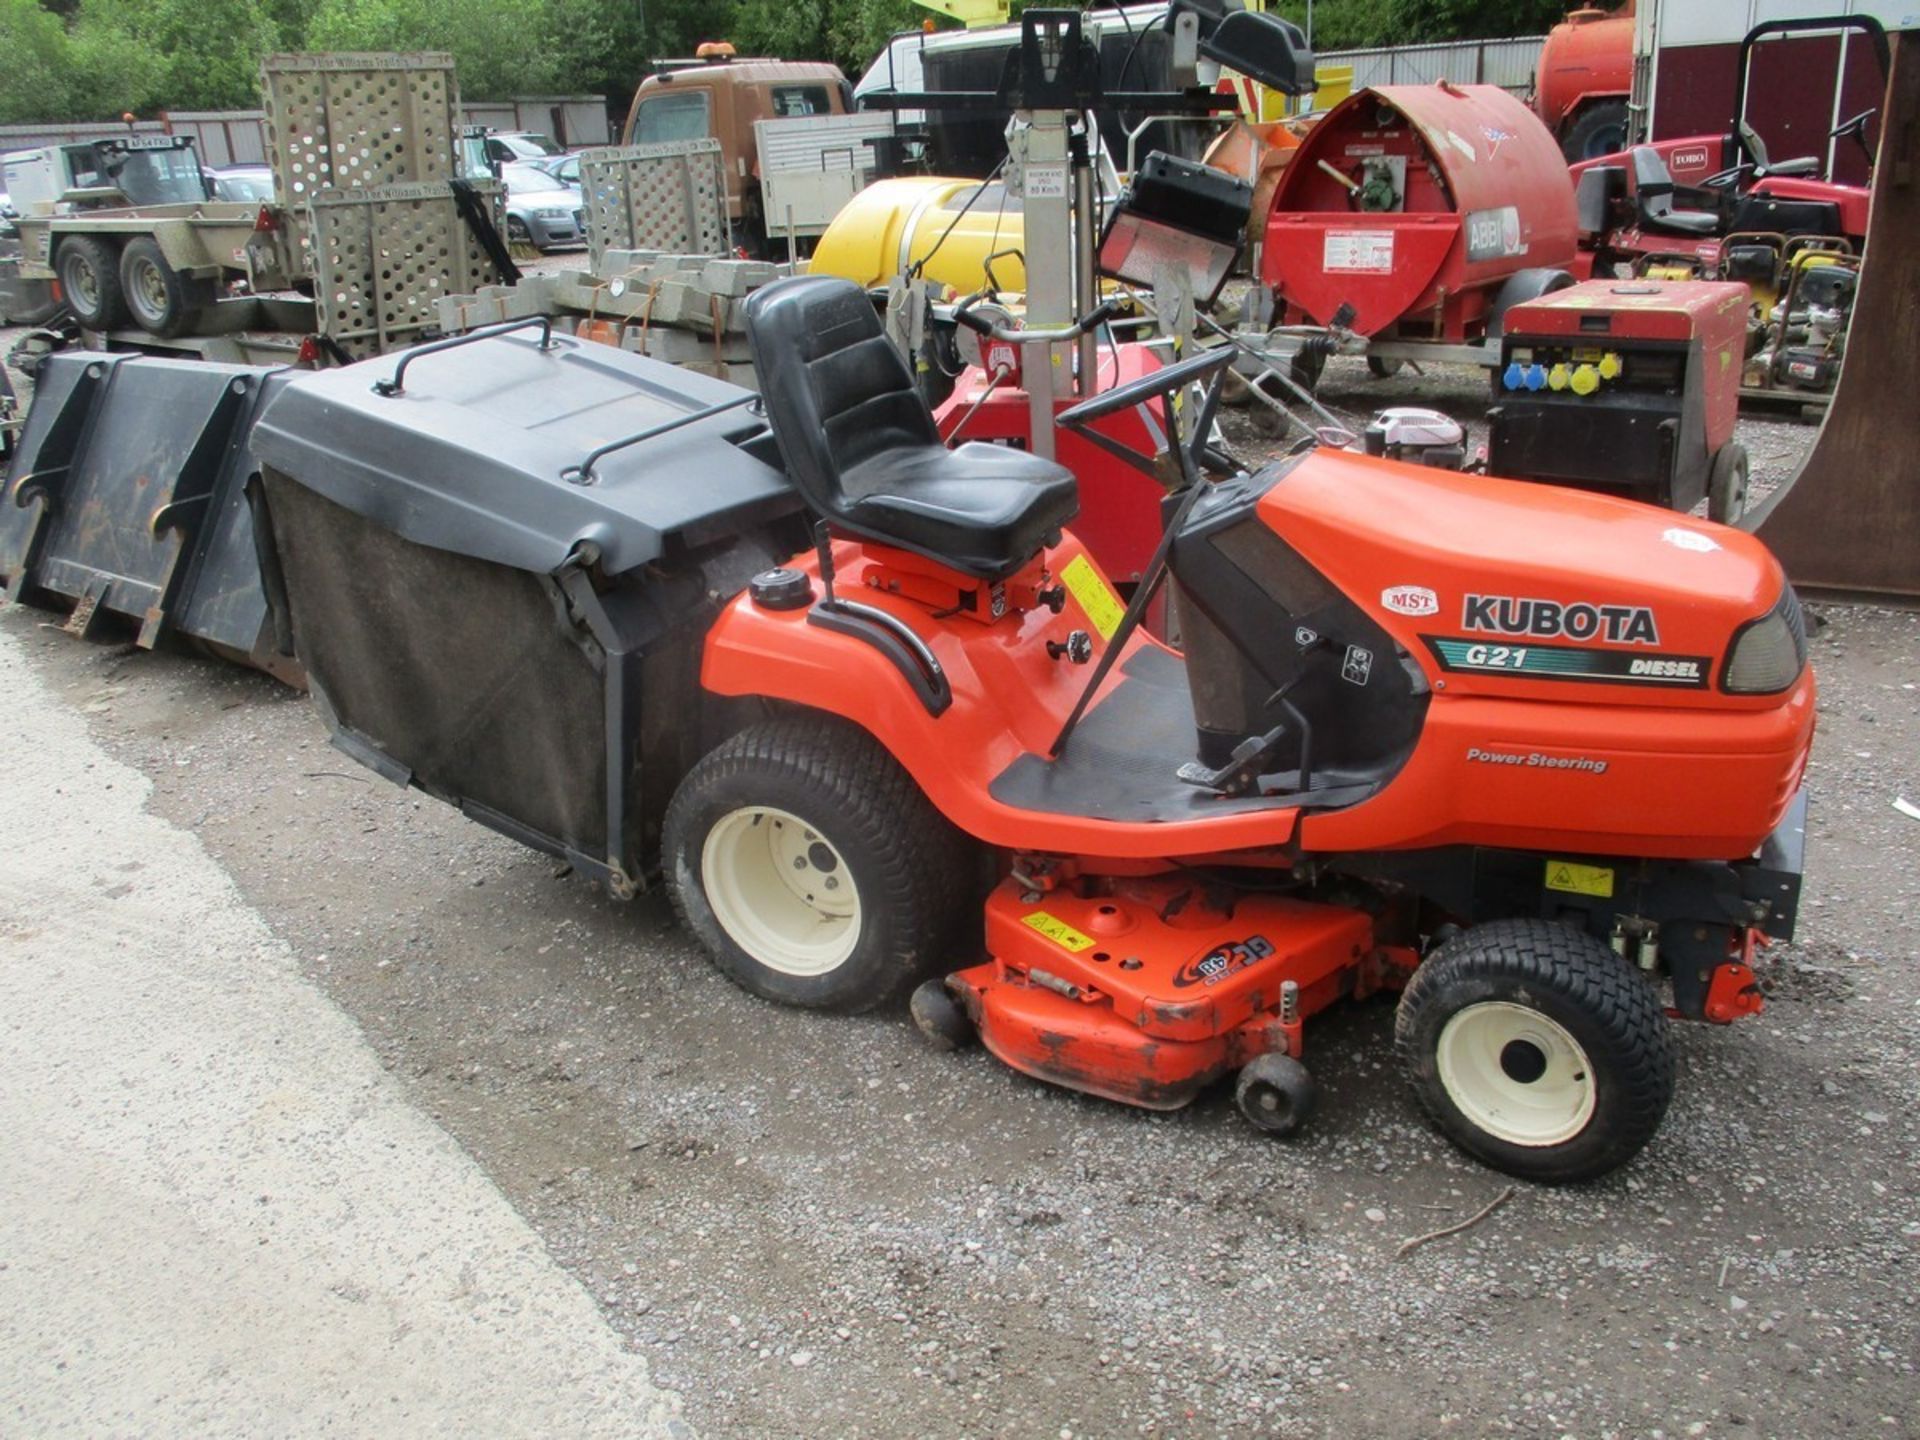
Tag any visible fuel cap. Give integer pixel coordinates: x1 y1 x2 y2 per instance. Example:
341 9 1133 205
749 567 814 611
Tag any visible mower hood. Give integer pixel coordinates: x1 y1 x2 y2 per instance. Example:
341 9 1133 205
1260 447 1802 707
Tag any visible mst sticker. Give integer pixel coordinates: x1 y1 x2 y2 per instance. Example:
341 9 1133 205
1323 230 1395 274
1381 585 1440 617
1662 527 1720 553
1427 637 1710 688
1059 554 1124 641
1174 935 1276 988
1022 911 1095 953
1545 860 1616 898
1463 593 1660 646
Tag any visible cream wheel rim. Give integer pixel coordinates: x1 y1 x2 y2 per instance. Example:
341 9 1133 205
701 806 861 977
1435 1001 1596 1147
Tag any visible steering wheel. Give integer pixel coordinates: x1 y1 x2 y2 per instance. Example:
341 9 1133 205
1054 347 1234 431
1832 106 1877 142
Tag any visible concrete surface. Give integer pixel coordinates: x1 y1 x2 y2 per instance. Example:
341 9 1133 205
0 624 686 1439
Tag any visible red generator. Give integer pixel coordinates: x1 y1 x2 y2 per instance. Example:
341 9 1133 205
1262 82 1582 360
1488 279 1751 523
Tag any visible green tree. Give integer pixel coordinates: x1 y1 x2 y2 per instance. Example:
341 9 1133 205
0 0 75 123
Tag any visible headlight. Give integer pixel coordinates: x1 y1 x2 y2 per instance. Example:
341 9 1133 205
1722 586 1808 694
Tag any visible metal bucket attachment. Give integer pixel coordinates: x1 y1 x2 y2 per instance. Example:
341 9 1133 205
0 352 299 681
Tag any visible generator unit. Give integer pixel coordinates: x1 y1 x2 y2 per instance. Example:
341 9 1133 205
1488 279 1751 523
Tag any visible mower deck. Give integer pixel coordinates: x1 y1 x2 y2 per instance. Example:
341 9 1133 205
949 876 1410 1110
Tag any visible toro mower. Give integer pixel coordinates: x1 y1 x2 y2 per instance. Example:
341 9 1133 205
248 265 1812 1184
1572 16 1883 406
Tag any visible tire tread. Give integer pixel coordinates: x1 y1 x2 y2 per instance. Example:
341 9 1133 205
1395 918 1674 1182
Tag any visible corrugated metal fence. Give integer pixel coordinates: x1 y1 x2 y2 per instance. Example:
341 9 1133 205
0 98 610 168
1317 34 1546 95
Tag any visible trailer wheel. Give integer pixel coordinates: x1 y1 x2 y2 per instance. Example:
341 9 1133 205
1708 442 1750 525
1234 1053 1317 1137
55 236 128 331
1488 267 1576 340
1394 919 1673 1183
1366 355 1404 380
665 715 974 1013
120 238 212 339
1562 100 1631 163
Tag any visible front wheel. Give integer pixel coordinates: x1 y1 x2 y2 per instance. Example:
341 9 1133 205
1708 441 1750 525
56 236 128 331
664 715 974 1013
1394 919 1674 1183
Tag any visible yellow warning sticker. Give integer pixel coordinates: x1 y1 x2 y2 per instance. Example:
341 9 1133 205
1022 911 1097 953
1545 861 1615 898
1060 554 1125 641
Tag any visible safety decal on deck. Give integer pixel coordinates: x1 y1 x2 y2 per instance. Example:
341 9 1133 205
1021 911 1097 953
1545 861 1615 899
1060 554 1124 641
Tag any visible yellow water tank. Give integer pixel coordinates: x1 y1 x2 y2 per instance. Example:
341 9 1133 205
809 177 1028 295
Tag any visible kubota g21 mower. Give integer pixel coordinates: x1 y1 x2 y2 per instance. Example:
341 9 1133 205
250 276 1812 1184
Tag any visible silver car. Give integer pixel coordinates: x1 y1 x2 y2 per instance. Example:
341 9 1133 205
502 160 585 251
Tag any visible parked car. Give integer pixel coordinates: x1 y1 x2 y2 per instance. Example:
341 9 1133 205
540 153 581 188
501 159 584 250
484 131 564 166
209 165 275 203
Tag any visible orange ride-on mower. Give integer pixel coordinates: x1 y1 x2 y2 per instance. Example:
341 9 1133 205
252 279 1812 1184
665 278 1811 1183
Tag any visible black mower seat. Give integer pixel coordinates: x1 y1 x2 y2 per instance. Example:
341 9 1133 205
1631 146 1720 235
743 275 1079 582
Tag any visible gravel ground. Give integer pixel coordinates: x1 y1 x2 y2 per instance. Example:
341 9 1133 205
4 285 1917 1438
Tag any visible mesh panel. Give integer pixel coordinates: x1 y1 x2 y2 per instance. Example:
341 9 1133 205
578 142 729 271
261 52 463 270
308 180 508 356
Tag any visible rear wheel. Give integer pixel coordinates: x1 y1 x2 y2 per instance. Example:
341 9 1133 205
55 236 128 331
664 715 974 1012
1395 919 1673 1182
1708 441 1750 525
120 238 212 338
1562 99 1631 163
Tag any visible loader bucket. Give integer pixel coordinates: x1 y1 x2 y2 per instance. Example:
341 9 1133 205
1751 30 1920 599
0 352 299 680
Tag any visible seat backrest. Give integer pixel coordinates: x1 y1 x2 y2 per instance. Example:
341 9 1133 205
742 276 939 516
1631 145 1676 220
1574 164 1625 237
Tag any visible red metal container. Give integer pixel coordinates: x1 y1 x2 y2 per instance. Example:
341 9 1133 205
1262 83 1580 341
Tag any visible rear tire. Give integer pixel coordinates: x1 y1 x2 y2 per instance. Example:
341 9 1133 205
1708 441 1750 525
1394 918 1673 1183
664 715 974 1013
120 237 211 339
1562 99 1631 163
55 236 128 331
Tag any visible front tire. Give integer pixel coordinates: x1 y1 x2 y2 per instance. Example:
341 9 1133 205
664 715 974 1013
1395 919 1674 1183
1708 441 1750 525
55 236 128 330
